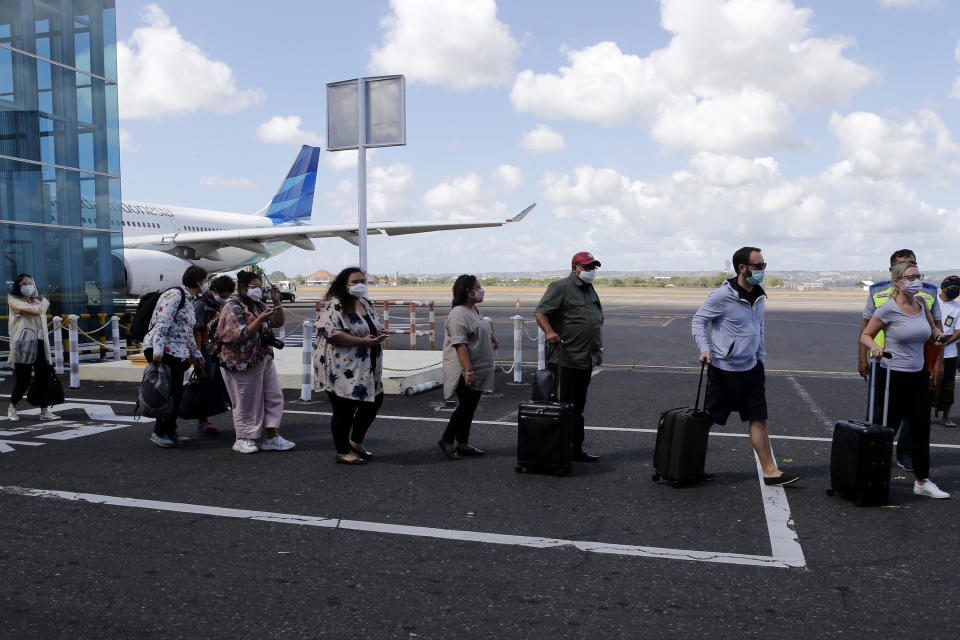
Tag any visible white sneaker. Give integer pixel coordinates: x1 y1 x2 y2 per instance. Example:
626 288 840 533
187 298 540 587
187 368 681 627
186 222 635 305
38 410 61 421
261 435 295 451
914 480 951 499
232 438 259 454
7 407 19 422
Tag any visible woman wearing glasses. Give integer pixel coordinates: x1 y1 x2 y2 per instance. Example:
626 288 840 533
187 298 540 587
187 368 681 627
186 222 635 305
862 262 951 498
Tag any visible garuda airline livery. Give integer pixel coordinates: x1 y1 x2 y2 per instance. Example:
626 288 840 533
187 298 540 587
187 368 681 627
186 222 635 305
120 146 534 296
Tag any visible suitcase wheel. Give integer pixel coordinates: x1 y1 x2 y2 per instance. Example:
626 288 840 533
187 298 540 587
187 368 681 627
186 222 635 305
651 473 661 482
825 488 836 497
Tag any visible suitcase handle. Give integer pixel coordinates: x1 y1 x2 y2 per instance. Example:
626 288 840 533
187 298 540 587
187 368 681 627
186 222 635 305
694 360 706 412
867 352 893 426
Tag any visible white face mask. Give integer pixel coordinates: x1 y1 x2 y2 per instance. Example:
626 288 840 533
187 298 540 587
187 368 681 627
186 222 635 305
470 287 485 303
246 287 263 301
20 284 37 298
577 268 597 283
214 295 226 304
348 283 368 299
201 282 210 294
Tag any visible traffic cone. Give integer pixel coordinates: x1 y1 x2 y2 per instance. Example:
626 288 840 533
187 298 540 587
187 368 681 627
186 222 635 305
516 298 521 308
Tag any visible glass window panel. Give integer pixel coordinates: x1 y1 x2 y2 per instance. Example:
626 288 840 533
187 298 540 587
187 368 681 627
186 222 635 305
43 226 85 317
0 48 13 103
0 157 43 223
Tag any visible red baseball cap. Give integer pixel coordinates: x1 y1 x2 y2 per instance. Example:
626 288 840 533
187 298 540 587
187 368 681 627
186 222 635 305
571 251 601 268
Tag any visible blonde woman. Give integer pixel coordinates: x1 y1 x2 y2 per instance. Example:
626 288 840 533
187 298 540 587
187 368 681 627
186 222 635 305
862 261 951 499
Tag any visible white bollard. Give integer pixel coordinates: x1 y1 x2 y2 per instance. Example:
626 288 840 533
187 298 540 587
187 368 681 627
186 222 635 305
53 316 64 374
67 314 80 388
537 328 546 370
300 321 313 401
511 314 523 383
111 316 121 361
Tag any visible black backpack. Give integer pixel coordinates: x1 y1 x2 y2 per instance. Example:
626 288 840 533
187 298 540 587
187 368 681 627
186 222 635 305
129 287 187 341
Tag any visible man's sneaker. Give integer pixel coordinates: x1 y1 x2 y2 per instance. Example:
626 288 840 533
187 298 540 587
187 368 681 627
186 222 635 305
38 410 61 421
170 433 191 444
232 438 259 454
196 421 220 436
6 407 19 422
150 433 175 448
764 472 800 486
261 435 295 451
914 480 950 499
896 455 914 472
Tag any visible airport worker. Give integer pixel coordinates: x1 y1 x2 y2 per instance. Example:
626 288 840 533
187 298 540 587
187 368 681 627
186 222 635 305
215 270 294 454
142 266 208 448
692 246 799 486
534 251 604 462
858 249 943 472
934 275 960 427
861 261 950 498
313 267 384 465
438 275 498 460
6 273 59 422
192 274 235 436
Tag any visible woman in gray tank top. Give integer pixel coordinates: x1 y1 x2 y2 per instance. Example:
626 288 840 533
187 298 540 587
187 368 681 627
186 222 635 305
861 262 950 499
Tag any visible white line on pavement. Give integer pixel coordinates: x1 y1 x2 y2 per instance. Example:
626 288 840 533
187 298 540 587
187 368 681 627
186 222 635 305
0 486 802 569
787 376 834 430
755 448 806 567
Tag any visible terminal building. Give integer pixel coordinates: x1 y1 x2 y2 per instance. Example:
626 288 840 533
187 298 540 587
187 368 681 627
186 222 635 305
0 1 123 334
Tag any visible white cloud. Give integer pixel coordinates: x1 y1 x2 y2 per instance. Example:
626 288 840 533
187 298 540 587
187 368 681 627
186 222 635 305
256 115 323 147
368 163 414 216
510 0 877 152
198 175 256 188
323 148 377 171
520 124 567 153
828 109 959 179
422 173 508 221
117 5 263 119
952 40 960 99
496 164 524 191
118 129 141 152
368 0 520 89
688 152 779 186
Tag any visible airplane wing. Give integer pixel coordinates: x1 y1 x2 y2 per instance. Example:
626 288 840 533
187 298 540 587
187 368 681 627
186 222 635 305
122 204 535 258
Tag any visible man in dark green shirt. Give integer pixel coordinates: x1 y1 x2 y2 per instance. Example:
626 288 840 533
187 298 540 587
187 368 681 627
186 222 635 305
534 251 604 462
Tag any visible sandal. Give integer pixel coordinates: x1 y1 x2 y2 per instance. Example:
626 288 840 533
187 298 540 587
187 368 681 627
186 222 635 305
438 439 460 460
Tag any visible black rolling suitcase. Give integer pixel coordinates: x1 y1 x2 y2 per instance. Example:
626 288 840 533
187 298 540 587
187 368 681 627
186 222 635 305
827 356 894 506
516 364 574 476
652 362 713 485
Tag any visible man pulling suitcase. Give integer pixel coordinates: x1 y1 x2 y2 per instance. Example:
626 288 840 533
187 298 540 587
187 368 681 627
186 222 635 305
691 246 800 486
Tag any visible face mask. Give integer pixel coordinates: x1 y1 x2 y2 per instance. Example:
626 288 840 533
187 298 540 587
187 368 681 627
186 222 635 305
746 270 765 285
578 268 596 283
470 287 485 303
247 287 262 301
944 287 960 301
201 282 210 294
348 283 368 299
20 284 37 298
214 295 226 304
903 280 922 296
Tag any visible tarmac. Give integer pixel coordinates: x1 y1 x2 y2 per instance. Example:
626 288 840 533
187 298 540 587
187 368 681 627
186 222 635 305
2 287 959 639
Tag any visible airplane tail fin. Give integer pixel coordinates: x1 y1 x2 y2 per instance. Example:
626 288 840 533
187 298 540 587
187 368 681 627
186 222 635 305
256 145 321 224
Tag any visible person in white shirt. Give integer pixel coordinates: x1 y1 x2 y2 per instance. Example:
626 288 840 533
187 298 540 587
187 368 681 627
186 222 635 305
934 275 960 428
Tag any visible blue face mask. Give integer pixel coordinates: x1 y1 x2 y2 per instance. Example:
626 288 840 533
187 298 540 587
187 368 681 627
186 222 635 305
746 270 765 286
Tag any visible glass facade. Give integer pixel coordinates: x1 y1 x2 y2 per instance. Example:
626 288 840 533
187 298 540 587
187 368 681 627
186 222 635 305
0 0 123 332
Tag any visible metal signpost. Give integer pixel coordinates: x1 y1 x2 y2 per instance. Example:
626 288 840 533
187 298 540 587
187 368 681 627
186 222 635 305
326 75 406 272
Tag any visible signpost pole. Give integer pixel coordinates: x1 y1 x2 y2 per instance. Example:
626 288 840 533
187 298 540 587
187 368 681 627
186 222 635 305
357 78 368 273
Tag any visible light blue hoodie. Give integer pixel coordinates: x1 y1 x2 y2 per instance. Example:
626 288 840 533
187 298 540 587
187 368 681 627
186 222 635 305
691 280 766 372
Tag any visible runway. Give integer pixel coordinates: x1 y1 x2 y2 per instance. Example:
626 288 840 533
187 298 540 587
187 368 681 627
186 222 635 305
2 288 958 638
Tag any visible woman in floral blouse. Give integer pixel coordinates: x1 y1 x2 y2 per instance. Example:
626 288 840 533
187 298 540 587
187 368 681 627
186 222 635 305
313 267 385 465
142 265 207 448
215 270 295 454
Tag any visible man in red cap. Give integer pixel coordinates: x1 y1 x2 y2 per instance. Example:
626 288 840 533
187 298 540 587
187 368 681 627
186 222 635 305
534 251 604 462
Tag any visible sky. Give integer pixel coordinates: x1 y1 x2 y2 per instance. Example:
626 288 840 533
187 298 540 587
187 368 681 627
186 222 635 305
115 0 960 276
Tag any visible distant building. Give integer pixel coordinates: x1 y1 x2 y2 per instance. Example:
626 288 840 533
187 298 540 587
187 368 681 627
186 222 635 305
305 269 335 286
857 280 875 291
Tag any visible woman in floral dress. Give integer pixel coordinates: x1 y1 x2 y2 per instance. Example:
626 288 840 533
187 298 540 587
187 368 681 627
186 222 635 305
313 268 385 465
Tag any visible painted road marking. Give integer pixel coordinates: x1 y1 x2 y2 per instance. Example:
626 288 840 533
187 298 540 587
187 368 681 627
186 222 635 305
756 447 805 567
0 486 805 569
0 440 45 453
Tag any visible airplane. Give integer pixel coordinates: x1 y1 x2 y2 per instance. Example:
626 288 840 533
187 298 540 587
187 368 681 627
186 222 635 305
120 146 535 296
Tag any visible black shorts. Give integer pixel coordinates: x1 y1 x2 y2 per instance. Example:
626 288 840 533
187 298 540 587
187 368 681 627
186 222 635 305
704 362 768 425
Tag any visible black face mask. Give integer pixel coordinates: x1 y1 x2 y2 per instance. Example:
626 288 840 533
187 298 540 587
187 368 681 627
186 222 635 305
945 287 960 300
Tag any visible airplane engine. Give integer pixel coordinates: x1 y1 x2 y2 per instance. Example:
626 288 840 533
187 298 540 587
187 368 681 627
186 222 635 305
122 249 194 297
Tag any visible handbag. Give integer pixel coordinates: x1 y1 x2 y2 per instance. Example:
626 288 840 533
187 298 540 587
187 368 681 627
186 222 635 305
136 361 173 419
13 328 38 364
27 366 65 407
178 368 230 419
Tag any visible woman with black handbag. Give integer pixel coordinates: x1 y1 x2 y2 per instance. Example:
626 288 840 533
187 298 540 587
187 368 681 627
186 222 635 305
215 271 294 454
7 274 60 422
